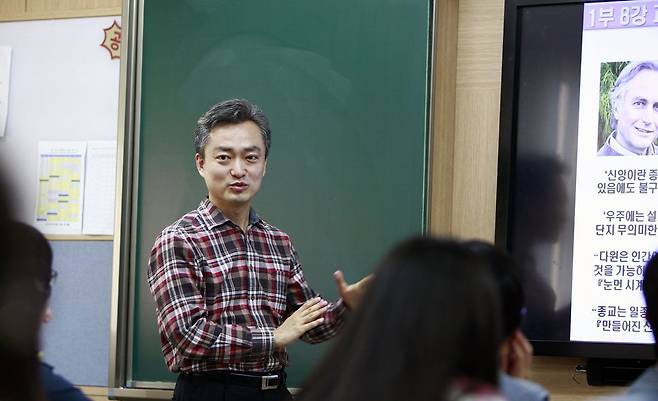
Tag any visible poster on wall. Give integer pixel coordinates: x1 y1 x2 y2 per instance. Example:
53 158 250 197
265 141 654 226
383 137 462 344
570 0 658 343
34 141 86 235
82 140 117 235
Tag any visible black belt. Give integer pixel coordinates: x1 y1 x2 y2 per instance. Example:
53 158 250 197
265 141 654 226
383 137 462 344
182 370 286 390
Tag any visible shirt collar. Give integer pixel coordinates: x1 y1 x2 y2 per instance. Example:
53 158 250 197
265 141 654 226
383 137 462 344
609 131 657 155
199 198 262 230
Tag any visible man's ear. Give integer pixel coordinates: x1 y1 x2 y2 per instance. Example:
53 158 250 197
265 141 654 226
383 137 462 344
262 159 267 177
195 153 205 177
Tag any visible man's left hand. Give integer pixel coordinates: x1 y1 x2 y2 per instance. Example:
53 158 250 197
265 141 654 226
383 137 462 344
333 270 373 310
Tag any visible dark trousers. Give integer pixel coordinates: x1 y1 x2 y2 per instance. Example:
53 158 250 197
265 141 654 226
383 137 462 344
173 373 293 401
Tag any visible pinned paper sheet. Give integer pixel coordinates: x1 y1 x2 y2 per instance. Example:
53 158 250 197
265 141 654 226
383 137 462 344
82 141 117 235
0 46 10 137
34 141 86 235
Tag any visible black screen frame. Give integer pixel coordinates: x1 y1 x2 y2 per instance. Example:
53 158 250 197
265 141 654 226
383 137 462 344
496 0 656 360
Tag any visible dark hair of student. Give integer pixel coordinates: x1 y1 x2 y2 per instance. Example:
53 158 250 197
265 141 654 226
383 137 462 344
194 98 272 158
464 240 524 339
0 220 52 401
298 237 502 401
643 252 658 357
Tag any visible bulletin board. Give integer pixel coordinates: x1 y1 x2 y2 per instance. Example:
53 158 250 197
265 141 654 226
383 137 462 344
0 16 120 237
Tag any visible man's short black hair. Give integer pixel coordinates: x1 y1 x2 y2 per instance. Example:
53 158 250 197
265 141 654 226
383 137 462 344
194 99 271 159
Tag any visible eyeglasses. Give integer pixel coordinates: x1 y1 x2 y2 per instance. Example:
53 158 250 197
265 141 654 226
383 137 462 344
35 270 58 295
50 270 58 286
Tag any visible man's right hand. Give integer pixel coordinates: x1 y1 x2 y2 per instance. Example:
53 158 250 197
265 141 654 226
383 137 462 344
273 297 328 350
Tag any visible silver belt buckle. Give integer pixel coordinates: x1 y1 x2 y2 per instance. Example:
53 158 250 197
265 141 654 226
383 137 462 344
261 375 279 390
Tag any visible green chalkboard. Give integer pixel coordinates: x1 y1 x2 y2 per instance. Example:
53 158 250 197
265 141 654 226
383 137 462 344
129 0 431 388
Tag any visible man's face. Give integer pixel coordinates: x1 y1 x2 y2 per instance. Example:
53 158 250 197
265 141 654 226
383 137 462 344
195 121 267 211
614 69 658 154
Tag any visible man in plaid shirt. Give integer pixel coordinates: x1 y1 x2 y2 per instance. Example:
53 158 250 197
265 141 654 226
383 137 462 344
147 99 370 401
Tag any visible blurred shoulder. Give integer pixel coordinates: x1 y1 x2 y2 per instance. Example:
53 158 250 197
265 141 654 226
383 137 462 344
450 380 507 401
499 373 549 401
40 362 91 401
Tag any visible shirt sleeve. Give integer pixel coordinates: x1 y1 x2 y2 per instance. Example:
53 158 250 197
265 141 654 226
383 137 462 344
147 229 274 365
285 243 347 344
40 363 92 401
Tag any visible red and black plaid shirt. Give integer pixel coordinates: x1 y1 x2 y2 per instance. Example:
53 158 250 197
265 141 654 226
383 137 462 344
147 199 346 374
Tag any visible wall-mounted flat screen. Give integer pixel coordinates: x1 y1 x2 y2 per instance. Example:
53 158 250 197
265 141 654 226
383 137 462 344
497 0 658 359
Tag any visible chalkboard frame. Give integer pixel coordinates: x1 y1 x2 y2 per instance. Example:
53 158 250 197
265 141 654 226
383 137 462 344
109 0 438 398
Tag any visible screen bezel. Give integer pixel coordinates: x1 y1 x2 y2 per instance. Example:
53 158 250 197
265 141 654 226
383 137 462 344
496 0 656 360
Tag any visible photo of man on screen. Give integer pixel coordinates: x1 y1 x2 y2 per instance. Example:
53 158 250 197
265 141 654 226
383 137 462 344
598 61 658 156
